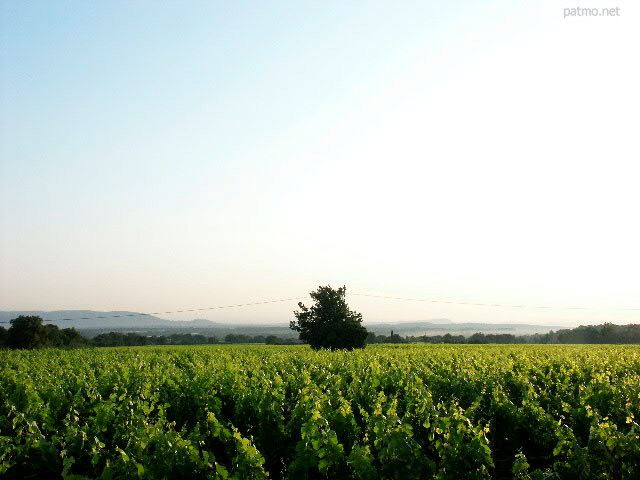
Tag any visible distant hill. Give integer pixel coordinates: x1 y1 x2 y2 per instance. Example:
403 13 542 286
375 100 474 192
0 310 216 329
0 310 561 338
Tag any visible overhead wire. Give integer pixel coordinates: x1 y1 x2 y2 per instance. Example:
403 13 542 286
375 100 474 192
0 297 305 324
1 291 638 325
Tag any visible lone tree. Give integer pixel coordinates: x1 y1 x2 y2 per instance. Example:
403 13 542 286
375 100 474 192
290 285 368 350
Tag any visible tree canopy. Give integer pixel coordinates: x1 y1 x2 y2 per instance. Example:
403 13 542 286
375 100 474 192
4 315 88 349
290 285 368 350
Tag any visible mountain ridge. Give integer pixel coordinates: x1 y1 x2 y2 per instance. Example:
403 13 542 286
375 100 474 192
0 310 562 335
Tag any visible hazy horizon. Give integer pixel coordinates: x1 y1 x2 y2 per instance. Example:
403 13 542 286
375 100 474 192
0 308 567 334
1 1 639 329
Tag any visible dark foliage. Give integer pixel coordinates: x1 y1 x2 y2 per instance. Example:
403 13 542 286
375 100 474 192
366 330 407 344
290 285 368 350
5 315 88 349
6 316 45 349
404 323 640 344
91 331 220 347
224 333 301 345
89 331 300 347
529 322 640 344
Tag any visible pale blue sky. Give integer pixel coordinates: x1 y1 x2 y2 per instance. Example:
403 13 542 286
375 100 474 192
1 1 639 325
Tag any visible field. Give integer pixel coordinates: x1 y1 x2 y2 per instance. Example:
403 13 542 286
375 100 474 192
1 345 639 479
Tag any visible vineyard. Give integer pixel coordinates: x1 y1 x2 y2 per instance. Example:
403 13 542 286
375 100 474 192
1 344 639 479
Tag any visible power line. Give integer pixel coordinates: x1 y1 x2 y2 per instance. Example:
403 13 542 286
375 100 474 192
350 293 640 312
2 292 639 325
0 297 305 324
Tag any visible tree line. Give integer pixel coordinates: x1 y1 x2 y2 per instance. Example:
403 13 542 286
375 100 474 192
0 316 88 349
91 332 302 347
3 314 640 350
0 316 301 349
398 323 640 344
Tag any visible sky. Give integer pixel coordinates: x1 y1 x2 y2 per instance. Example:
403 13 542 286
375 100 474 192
1 1 639 327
